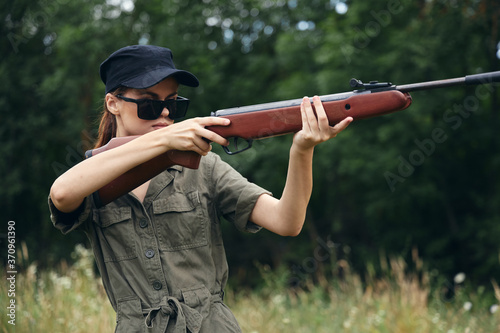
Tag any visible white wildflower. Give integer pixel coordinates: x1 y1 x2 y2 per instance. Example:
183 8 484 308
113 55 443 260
272 294 285 305
349 306 358 316
27 263 37 280
375 310 385 325
463 301 472 311
85 268 94 278
49 271 59 283
454 272 466 284
490 304 498 314
59 276 72 289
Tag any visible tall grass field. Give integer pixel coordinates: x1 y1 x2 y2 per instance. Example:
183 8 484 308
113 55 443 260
2 244 499 332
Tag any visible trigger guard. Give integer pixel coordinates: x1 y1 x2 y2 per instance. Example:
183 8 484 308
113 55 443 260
223 138 253 155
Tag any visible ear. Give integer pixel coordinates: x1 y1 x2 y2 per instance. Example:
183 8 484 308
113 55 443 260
106 93 120 116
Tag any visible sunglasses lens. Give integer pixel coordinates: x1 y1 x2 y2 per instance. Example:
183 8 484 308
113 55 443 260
166 98 189 120
136 97 190 120
137 100 162 120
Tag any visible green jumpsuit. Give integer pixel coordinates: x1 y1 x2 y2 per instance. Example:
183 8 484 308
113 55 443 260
49 152 270 332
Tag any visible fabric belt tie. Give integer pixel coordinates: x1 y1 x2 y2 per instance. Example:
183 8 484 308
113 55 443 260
144 293 223 333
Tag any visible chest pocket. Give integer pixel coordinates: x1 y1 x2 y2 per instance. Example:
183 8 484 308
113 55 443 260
93 206 137 263
153 191 208 251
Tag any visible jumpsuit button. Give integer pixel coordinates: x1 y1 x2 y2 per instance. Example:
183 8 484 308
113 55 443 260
139 219 148 228
145 249 155 258
153 281 162 290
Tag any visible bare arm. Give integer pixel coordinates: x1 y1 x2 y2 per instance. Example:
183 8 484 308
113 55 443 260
50 117 230 213
249 96 352 236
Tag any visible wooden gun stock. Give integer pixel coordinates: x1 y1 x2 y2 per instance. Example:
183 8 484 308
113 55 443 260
86 137 201 207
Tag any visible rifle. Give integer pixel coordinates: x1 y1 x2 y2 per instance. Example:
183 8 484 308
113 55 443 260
86 71 500 207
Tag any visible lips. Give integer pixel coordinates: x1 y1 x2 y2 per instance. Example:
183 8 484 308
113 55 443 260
152 123 168 129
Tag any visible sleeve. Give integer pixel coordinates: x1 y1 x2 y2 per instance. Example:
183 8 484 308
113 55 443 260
48 195 93 235
208 153 272 233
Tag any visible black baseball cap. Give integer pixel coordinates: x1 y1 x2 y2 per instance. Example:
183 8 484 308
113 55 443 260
99 45 199 94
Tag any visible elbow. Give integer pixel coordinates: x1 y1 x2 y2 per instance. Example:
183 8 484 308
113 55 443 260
280 224 303 237
286 228 303 237
272 215 305 237
50 183 79 213
50 184 68 209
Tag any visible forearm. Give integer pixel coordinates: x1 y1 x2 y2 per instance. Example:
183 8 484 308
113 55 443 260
50 133 166 213
250 145 314 236
276 146 314 234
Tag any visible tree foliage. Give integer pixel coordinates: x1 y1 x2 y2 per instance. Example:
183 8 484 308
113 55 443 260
2 0 499 287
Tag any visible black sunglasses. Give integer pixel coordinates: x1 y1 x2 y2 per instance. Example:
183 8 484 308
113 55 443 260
116 95 190 120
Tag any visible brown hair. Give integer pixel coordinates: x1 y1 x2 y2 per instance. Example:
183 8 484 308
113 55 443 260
93 87 128 149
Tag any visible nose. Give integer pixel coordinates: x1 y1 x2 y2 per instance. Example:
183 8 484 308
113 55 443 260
160 106 170 119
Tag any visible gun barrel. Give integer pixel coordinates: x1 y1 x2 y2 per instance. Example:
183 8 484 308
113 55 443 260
465 71 500 85
396 71 500 92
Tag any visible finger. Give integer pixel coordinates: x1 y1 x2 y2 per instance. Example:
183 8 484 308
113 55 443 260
199 127 230 146
197 116 231 127
198 116 231 146
191 136 213 155
331 116 353 135
301 96 318 133
180 117 230 146
300 97 312 133
312 96 330 131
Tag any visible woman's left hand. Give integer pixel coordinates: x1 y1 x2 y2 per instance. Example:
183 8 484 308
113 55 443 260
293 95 353 151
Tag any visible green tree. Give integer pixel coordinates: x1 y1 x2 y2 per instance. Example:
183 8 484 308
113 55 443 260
2 0 499 288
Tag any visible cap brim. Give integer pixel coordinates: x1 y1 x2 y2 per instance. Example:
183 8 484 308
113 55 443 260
121 67 199 89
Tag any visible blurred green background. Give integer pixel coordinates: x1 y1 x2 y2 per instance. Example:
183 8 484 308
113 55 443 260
1 0 499 290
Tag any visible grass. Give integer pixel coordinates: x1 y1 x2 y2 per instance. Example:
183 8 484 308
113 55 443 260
1 244 499 332
1 244 115 333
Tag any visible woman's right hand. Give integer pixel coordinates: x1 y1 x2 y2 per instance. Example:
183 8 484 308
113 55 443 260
154 117 231 156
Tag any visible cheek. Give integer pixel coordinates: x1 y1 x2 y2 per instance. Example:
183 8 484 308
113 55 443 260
121 104 137 119
120 105 145 126
116 106 145 134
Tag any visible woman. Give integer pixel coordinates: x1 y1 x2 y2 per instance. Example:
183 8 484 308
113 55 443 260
49 45 352 332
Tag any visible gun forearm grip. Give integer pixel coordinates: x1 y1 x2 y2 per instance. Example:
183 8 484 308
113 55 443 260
207 90 412 140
